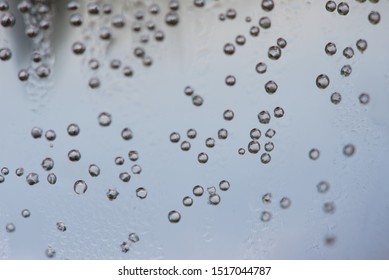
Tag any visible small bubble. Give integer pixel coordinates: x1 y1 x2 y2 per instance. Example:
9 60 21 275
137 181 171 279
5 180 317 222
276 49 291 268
356 39 368 53
277 37 287 48
69 13 83 26
340 65 352 77
47 173 57 185
128 151 139 161
154 30 165 41
89 77 100 89
18 69 29 81
114 156 124 166
265 80 278 94
56 222 66 232
219 180 230 191
224 43 235 55
223 109 234 121
207 186 216 195
225 75 236 86
68 149 81 162
205 137 215 148
256 62 267 74
183 196 193 207
198 152 209 164
259 17 271 29
74 180 87 194
0 0 8 11
120 241 130 253
208 194 221 205
264 142 274 152
1 12 15 27
72 41 86 55
181 141 191 151
187 129 197 139
106 188 119 201
123 66 133 77
235 35 246 46
261 211 271 222
226 8 237 19
110 59 121 70
142 56 153 66
87 2 100 15
45 246 56 258
330 92 342 104
193 185 204 196
121 128 133 141
165 11 179 26
98 112 112 127
359 93 370 105
168 210 181 223
218 128 228 140
0 47 12 61
337 2 349 15
119 172 131 183
368 11 380 25
18 1 32 13
245 16 252 22
1 167 9 175
170 132 181 143
248 141 260 154
249 26 260 36
262 0 275 12
0 175 4 183
325 1 336 12
112 15 126 28
343 47 354 59
280 197 291 209
258 111 271 124
265 128 276 138
149 3 160 15
6 223 15 232
67 123 80 136
193 0 205 8
89 164 100 177
15 168 24 177
136 187 147 199
324 234 337 246
184 86 194 96
102 3 112 14
26 173 39 185
67 1 79 11
169 0 179 11
274 106 285 118
219 13 226 21
343 144 355 157
325 42 337 56
317 181 330 193
261 153 271 164
131 164 142 174
323 202 335 214
238 148 245 155
262 193 272 204
129 232 140 243
316 74 330 89
36 64 51 78
192 95 204 106
21 209 30 218
250 128 261 140
25 24 40 38
41 157 54 171
268 46 281 60
309 149 320 160
45 129 56 141
88 59 99 70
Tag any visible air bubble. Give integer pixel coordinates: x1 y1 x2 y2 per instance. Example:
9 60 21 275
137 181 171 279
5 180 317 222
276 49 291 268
103 3 112 14
268 46 281 60
89 59 99 70
235 35 246 46
18 1 32 13
219 13 226 21
74 180 87 194
69 13 83 26
309 149 320 160
89 78 100 89
192 95 204 106
87 2 100 15
330 92 342 104
1 12 15 27
226 9 237 19
193 185 204 196
265 128 276 138
208 194 221 205
248 141 260 154
1 167 9 175
154 30 165 41
106 188 119 201
264 142 274 152
198 152 209 164
219 180 230 191
325 1 336 12
343 144 355 157
340 65 352 77
274 107 284 118
165 11 179 26
187 129 197 139
250 128 261 139
170 132 180 143
119 172 131 183
324 235 337 246
262 0 274 12
261 211 271 222
225 75 236 86
265 80 278 94
15 168 24 177
277 38 287 48
114 156 124 166
280 197 291 209
56 222 67 232
259 17 271 29
359 93 370 105
131 164 142 175
67 124 80 136
123 66 133 77
21 209 30 218
98 112 112 127
249 26 260 36
45 246 56 258
128 151 139 161
368 11 380 25
47 173 57 185
256 62 267 74
323 202 335 214
121 128 133 140
89 164 100 177
0 47 11 61
149 3 160 15
41 157 54 171
136 187 147 199
129 232 140 243
356 39 368 53
68 149 81 162
168 210 181 223
193 0 205 8
262 193 272 204
258 111 271 124
238 148 245 155
18 69 29 81
316 74 330 89
0 0 8 11
0 175 4 183
337 2 349 15
184 86 194 96
110 59 121 69
260 153 271 164
181 141 191 151
245 17 252 22
317 181 330 193
72 42 86 55
218 128 228 140
169 0 179 11
205 137 215 148
224 43 235 55
343 47 354 59
26 173 39 185
183 196 193 207
223 109 234 121
325 42 337 56
120 242 130 253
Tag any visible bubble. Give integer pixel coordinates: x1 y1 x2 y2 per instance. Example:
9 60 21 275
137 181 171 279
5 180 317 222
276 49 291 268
280 197 291 209
87 2 100 15
309 148 320 160
317 181 330 193
238 148 245 155
45 246 56 258
343 144 355 157
343 47 354 59
72 42 86 55
123 66 133 77
70 13 83 26
89 59 100 70
356 39 368 53
277 37 287 49
1 167 9 175
235 35 246 46
325 42 337 56
119 172 131 183
274 106 285 118
323 202 335 214
168 210 181 223
106 188 119 201
114 156 124 166
0 0 8 11
98 112 112 127
47 173 57 185
262 0 275 12
165 11 179 26
265 128 276 138
41 157 54 171
187 129 197 139
249 26 260 36
223 109 234 121
261 153 271 164
359 93 370 105
259 17 271 29
224 43 235 55
103 3 112 14
110 59 121 70
67 1 79 11
18 69 29 81
21 209 30 218
268 46 281 60
325 1 336 12
15 168 24 177
119 241 130 253
225 75 236 86
209 193 221 205
18 1 32 13
131 164 142 175
183 196 193 207
193 0 205 8
262 193 272 204
0 47 11 61
1 12 15 27
340 65 352 77
149 3 160 15
181 141 191 151
25 24 40 38
265 80 278 94
154 30 165 41
219 13 226 21
205 137 215 148
74 180 87 194
368 11 380 24
245 16 252 22
67 123 80 137
0 175 4 183
219 180 230 191
316 74 330 89
36 64 51 78
226 8 237 19
39 19 50 30
89 78 100 89
6 223 15 232
142 56 153 67
136 187 147 199
264 142 274 152
68 150 81 162
324 234 337 246
258 111 271 124
192 95 204 106
261 211 271 222
248 141 260 154
88 164 100 177
169 0 179 11
193 185 204 196
248 128 261 140
56 222 67 232
26 173 39 185
170 132 180 143
184 86 194 96
337 2 349 15
198 152 209 164
330 92 342 104
218 128 228 139
256 62 267 74
128 151 139 161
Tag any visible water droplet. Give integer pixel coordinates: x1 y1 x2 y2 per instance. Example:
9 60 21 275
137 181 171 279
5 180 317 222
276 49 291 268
256 62 267 74
238 148 245 155
106 188 119 201
1 12 15 27
67 123 80 136
219 180 230 191
235 35 246 46
170 132 180 143
209 194 221 205
265 128 276 138
317 181 330 193
368 11 380 25
21 209 30 218
323 202 336 214
45 246 56 258
72 41 86 55
56 222 66 232
187 129 197 139
121 128 133 140
74 180 87 194
265 80 278 94
248 141 260 154
128 151 139 161
330 92 342 104
225 75 236 86
261 211 271 222
41 157 54 171
98 112 112 127
274 106 285 118
18 69 29 81
340 65 352 77
325 1 336 12
223 109 234 121
165 11 179 26
309 148 320 160
183 196 193 207
31 127 43 139
259 17 271 29
205 137 215 148
316 74 330 89
15 168 24 177
88 164 100 177
6 223 15 232
193 185 204 196
198 152 209 164
181 141 191 151
249 26 260 36
258 111 271 124
68 149 81 162
45 129 56 141
261 153 271 164
262 0 275 12
280 197 291 209
262 193 272 204
337 2 349 15
1 167 9 175
359 93 370 105
114 156 124 166
47 173 57 185
192 95 204 106
264 142 274 152
356 39 368 53
325 42 337 56
26 173 39 185
131 164 142 174
343 47 354 59
217 128 228 140
268 46 281 60
343 144 355 157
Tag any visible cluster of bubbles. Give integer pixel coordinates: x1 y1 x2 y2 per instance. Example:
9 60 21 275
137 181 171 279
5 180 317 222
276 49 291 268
259 192 291 223
120 232 140 253
184 86 204 107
